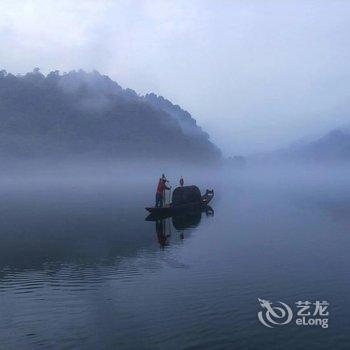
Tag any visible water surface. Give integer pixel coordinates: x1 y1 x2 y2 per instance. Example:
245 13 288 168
0 166 349 349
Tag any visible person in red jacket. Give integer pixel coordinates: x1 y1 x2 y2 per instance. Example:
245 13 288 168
156 178 171 207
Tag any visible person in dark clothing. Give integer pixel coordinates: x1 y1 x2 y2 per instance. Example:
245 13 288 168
155 178 171 207
179 176 184 187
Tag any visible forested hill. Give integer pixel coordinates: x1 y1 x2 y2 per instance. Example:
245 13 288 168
0 69 221 162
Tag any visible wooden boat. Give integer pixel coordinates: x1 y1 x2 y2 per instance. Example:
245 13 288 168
145 188 214 216
145 205 214 222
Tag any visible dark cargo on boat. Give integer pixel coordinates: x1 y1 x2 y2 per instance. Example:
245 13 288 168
172 186 201 205
146 185 214 217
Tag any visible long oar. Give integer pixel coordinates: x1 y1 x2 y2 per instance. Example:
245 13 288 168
167 182 172 205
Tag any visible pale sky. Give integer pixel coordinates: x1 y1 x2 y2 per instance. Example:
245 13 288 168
1 0 350 155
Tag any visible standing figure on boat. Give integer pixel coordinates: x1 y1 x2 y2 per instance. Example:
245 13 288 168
155 178 171 208
179 176 184 187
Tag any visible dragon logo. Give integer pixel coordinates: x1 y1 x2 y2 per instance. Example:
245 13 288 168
258 298 293 328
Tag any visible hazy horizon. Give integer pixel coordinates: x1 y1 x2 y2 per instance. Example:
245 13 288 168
1 0 349 156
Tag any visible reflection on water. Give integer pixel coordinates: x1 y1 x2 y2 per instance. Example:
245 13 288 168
147 206 214 248
0 168 350 350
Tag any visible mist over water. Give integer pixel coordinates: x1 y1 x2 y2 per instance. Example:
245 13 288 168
1 1 349 347
0 162 349 349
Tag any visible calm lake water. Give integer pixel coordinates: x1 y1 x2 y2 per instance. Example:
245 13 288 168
0 166 349 349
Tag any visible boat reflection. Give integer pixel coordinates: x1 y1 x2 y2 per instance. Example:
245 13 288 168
146 206 214 248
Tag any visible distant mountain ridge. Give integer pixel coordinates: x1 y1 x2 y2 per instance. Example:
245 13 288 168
294 127 350 161
253 127 350 163
0 69 221 161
